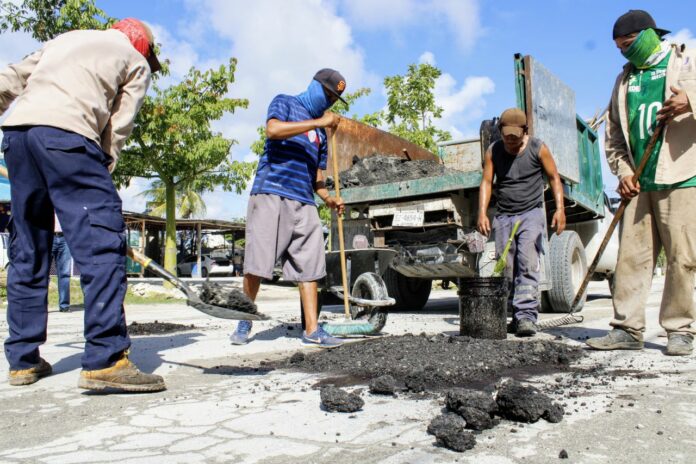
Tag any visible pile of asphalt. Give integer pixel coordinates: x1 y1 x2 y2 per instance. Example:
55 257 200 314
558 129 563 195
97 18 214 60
279 333 580 392
127 320 195 335
278 333 581 453
326 155 447 190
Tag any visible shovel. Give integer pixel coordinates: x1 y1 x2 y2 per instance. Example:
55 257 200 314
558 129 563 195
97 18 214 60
126 248 267 320
538 121 666 329
0 164 266 321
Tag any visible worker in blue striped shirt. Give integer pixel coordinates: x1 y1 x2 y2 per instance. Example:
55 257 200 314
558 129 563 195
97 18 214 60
232 69 347 348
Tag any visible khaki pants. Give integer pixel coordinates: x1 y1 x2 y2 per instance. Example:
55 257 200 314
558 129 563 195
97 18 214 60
611 187 696 340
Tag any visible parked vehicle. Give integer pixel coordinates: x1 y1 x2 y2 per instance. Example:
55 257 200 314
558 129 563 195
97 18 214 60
0 232 8 270
321 54 619 323
176 252 235 277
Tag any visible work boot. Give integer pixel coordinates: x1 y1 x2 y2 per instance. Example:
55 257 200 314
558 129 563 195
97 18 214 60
78 353 166 392
586 328 643 351
665 333 693 356
515 319 537 337
8 358 52 386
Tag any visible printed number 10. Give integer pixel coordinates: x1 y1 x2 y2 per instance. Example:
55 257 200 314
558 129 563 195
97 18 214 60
637 102 662 140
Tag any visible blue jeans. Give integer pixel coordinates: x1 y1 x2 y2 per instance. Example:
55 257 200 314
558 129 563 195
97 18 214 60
52 234 72 311
3 126 130 371
493 207 545 323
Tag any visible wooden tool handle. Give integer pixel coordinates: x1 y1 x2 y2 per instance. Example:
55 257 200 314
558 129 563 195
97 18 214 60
330 130 351 319
569 121 666 312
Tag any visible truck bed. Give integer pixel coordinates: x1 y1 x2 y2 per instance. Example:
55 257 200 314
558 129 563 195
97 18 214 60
339 170 481 205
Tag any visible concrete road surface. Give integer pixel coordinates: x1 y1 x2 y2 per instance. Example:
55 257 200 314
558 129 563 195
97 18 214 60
0 278 694 463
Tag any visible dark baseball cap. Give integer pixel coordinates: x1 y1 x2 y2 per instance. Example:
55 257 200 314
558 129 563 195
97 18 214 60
314 68 347 105
613 10 670 39
499 108 527 137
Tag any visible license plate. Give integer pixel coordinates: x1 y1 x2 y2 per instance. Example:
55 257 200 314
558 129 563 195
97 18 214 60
392 208 424 227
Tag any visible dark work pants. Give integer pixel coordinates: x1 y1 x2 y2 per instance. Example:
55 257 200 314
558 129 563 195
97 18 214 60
493 207 545 323
2 126 130 370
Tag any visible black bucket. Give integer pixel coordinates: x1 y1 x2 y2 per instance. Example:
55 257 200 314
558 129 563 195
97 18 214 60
458 277 509 340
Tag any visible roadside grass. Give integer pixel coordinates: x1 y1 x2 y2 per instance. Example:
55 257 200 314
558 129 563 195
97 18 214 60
0 278 185 308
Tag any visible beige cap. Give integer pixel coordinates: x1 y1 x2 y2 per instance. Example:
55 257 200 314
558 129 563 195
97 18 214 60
499 108 527 137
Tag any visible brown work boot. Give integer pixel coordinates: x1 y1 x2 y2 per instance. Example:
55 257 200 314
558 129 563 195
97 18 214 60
665 333 694 356
9 358 52 386
78 353 166 392
586 328 643 351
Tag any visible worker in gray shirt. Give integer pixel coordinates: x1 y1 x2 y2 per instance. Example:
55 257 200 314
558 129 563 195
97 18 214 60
477 108 566 336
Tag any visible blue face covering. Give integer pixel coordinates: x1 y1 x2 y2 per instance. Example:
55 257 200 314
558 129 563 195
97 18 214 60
296 79 330 119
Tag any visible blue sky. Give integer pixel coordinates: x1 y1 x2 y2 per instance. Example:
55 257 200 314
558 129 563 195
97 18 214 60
2 1 695 218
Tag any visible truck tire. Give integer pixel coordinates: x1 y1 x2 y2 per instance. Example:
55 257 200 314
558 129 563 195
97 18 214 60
384 268 432 310
349 272 389 334
547 231 587 313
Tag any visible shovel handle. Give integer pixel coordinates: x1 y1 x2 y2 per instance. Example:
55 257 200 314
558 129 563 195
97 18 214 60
569 121 666 312
330 130 351 319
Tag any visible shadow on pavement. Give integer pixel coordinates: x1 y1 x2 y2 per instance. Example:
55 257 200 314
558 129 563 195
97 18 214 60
53 332 203 375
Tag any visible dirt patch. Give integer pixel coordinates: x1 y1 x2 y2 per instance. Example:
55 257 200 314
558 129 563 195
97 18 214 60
326 155 447 190
127 320 195 336
199 281 257 314
278 333 581 392
320 386 364 413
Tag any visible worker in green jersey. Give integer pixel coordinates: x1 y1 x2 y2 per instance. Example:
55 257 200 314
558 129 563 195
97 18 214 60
587 10 696 356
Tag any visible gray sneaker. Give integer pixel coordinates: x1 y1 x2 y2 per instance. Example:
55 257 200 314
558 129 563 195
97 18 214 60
230 320 253 345
586 329 643 351
666 333 693 356
515 319 537 337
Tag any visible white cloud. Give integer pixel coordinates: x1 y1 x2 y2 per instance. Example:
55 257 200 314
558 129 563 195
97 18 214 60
666 28 696 50
340 0 482 51
147 22 200 85
434 72 495 140
118 177 150 214
419 51 436 65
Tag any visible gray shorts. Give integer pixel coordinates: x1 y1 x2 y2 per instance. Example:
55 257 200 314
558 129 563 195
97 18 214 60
244 194 326 282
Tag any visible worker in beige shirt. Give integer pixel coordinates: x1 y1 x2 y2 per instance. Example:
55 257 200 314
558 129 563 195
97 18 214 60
587 10 696 356
0 18 166 391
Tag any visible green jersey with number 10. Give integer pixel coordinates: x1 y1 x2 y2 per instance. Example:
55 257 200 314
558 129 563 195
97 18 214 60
627 51 696 191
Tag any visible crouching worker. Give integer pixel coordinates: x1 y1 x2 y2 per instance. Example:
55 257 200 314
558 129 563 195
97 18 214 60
1 19 165 392
477 108 566 337
231 69 346 347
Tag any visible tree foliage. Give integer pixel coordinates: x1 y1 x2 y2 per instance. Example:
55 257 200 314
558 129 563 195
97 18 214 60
139 180 207 219
114 59 255 272
0 0 112 41
384 63 451 152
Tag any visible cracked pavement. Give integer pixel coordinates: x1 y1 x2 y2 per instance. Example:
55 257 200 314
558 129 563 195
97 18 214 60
0 278 695 463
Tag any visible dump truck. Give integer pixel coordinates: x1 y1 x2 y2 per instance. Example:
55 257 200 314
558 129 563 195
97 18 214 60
321 54 619 332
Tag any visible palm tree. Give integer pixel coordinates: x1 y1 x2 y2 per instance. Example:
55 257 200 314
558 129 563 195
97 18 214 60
140 180 207 219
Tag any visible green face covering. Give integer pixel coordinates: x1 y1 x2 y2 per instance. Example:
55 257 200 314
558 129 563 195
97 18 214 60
622 28 662 68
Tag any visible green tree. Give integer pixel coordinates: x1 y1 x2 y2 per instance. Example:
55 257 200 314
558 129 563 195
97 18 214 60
383 63 451 152
139 179 207 219
0 0 112 41
114 60 256 275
